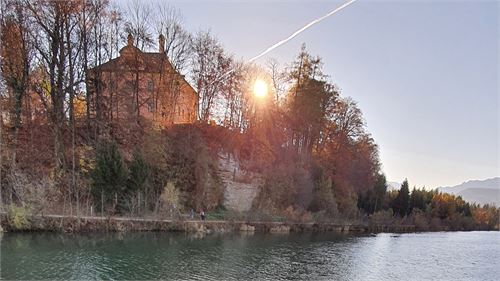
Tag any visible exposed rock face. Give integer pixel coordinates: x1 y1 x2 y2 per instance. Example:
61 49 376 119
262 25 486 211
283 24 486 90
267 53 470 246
218 153 261 212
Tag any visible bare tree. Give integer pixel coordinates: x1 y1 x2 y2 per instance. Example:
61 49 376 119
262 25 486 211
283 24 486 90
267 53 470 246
191 30 235 122
124 0 153 51
25 0 84 170
267 58 289 104
153 3 192 72
0 0 4 207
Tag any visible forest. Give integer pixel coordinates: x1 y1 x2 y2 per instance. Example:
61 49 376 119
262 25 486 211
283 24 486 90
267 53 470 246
0 0 498 231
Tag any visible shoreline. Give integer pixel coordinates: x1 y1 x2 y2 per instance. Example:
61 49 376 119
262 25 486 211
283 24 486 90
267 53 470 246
2 213 496 234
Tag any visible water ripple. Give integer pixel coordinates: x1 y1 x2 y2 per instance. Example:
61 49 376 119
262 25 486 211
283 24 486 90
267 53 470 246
1 231 499 280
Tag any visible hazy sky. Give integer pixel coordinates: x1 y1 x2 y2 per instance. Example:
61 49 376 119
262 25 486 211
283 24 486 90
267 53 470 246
142 0 498 188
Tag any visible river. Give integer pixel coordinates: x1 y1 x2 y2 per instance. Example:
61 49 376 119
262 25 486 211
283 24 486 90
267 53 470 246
1 231 499 280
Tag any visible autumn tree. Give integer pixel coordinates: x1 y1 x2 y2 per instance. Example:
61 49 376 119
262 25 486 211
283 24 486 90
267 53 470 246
0 0 32 167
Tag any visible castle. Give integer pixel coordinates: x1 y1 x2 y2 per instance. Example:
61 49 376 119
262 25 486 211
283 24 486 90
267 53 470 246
86 34 198 130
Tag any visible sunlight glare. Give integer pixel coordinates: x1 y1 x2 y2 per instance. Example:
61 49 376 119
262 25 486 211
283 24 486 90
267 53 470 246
253 79 268 98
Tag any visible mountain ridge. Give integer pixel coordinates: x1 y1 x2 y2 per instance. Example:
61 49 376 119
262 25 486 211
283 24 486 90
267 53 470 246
437 177 499 206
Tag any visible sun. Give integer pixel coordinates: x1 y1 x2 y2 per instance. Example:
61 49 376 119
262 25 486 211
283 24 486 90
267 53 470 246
253 79 268 98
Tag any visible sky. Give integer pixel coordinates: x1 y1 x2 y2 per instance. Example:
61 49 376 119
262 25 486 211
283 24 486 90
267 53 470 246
141 0 498 189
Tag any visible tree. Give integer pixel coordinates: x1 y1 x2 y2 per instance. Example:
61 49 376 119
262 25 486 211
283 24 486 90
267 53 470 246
373 174 387 212
410 187 427 213
126 150 148 213
191 30 236 121
0 0 32 167
153 3 192 72
431 193 457 219
90 140 128 214
123 0 153 50
284 45 337 158
25 0 77 170
127 150 148 193
160 181 180 216
357 173 387 215
309 175 338 216
393 179 410 216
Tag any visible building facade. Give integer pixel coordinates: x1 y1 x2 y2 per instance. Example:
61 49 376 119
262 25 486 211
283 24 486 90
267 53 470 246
87 34 198 130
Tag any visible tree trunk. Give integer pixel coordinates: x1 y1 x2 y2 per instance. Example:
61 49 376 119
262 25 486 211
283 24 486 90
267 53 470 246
101 189 104 217
0 99 3 210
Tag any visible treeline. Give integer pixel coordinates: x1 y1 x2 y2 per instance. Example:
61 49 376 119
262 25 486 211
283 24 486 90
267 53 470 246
359 180 499 231
0 0 498 231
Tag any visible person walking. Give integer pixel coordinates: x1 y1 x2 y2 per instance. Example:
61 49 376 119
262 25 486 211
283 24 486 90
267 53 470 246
200 210 206 221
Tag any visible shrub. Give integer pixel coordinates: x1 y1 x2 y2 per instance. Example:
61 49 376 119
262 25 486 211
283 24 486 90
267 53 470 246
6 170 54 213
283 206 313 223
411 209 430 231
371 209 395 225
160 181 180 214
8 204 32 230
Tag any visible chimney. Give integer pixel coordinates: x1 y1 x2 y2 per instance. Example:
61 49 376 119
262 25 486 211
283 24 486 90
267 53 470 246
159 34 165 53
127 33 134 47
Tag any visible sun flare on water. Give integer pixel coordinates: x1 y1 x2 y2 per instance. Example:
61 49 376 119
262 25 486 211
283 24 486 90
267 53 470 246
253 79 268 98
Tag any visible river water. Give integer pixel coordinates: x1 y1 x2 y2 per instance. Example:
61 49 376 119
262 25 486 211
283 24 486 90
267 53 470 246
1 231 499 280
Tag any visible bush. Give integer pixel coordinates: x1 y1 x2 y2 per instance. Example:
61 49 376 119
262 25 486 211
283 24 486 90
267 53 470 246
411 209 430 231
160 181 180 215
283 206 313 223
6 170 54 213
8 204 32 230
370 209 395 225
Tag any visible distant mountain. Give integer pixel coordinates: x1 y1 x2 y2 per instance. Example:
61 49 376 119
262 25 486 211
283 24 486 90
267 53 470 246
438 177 500 206
387 181 401 191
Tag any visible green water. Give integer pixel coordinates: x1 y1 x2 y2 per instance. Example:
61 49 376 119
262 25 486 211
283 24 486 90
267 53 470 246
1 231 499 280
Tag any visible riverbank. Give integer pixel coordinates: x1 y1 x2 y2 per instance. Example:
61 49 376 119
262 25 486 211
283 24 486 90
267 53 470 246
0 213 421 234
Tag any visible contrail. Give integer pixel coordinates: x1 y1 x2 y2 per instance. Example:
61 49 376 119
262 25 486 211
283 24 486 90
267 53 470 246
248 0 357 63
213 0 357 83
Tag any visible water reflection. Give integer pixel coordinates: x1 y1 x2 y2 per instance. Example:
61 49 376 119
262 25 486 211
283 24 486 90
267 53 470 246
2 231 499 280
